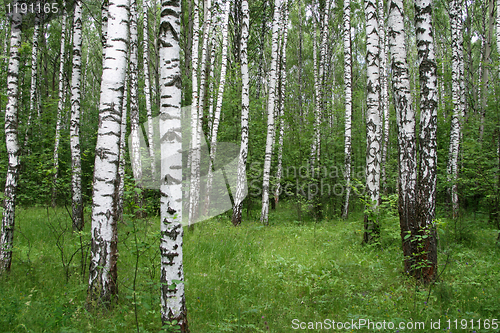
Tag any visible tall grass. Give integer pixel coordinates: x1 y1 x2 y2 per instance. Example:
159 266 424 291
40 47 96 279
0 204 499 332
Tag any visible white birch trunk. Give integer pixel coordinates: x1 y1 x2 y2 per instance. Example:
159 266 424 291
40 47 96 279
52 10 68 207
70 0 84 231
447 0 464 219
129 0 142 188
379 0 390 194
388 0 418 272
274 0 289 206
415 0 438 283
0 9 22 274
261 0 281 225
342 0 353 219
232 0 250 226
205 1 230 216
118 60 129 223
87 0 129 306
159 0 188 329
198 0 212 124
310 19 320 177
143 0 155 178
23 15 40 151
364 0 381 243
207 27 217 140
188 0 201 226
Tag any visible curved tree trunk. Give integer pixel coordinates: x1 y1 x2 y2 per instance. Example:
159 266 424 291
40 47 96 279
260 0 281 225
232 0 250 226
0 8 22 274
159 0 188 329
70 0 84 231
342 0 353 219
87 0 129 307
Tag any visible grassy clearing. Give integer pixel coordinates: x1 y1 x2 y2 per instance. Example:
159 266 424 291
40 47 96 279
0 204 499 332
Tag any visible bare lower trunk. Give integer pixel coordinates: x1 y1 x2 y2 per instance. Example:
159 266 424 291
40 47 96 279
342 0 352 219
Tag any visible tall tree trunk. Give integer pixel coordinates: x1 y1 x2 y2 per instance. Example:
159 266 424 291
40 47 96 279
159 0 188 329
448 0 464 219
87 0 129 307
232 0 250 226
479 0 494 140
198 0 212 130
311 17 320 176
415 0 438 283
342 0 353 219
23 15 40 151
363 0 381 243
143 0 156 179
379 0 390 194
52 9 68 207
129 0 144 215
388 0 418 274
205 1 230 217
117 57 129 223
70 0 84 231
188 0 201 226
260 0 281 225
274 0 288 206
0 9 22 274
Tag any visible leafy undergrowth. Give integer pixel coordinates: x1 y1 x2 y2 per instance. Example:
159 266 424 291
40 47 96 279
0 205 499 332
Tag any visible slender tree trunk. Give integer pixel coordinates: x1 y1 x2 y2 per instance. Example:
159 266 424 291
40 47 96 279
70 0 84 231
205 1 230 216
311 17 320 176
479 0 494 140
129 0 144 215
23 15 40 151
188 0 201 226
159 0 188 329
207 24 217 140
342 0 353 219
52 9 68 207
198 0 212 117
117 58 129 223
379 0 390 195
363 0 381 243
448 0 464 220
142 0 156 178
232 0 250 226
87 0 129 307
415 0 438 283
388 0 418 274
260 0 281 225
274 0 288 206
0 9 22 275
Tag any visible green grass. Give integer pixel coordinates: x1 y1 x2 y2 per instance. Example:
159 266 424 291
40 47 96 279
1 204 499 332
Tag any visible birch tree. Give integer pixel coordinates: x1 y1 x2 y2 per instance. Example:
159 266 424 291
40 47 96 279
159 0 188 329
23 15 40 151
261 0 281 225
143 0 155 177
87 0 129 306
188 0 201 226
274 0 289 206
388 0 418 274
0 9 22 274
342 0 353 219
205 1 230 216
232 0 250 226
364 0 381 243
447 0 464 219
70 0 84 231
415 0 438 283
379 0 390 194
52 9 68 207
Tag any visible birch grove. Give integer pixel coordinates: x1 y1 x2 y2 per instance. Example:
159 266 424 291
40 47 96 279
87 0 129 306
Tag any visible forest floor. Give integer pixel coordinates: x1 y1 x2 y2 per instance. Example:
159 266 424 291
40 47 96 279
0 204 499 332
